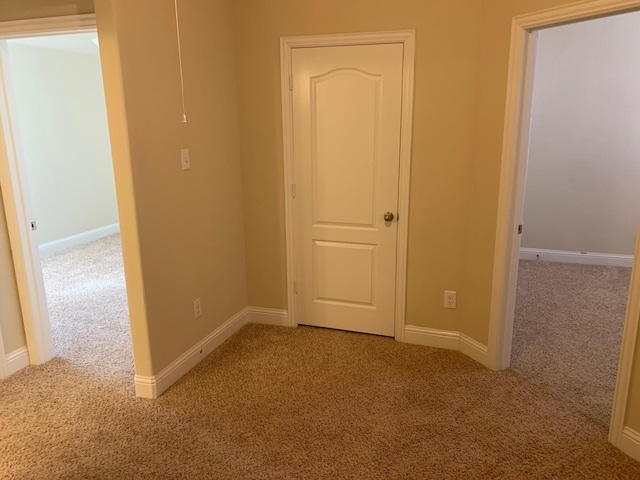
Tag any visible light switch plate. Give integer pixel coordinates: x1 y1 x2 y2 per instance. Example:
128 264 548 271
181 149 190 170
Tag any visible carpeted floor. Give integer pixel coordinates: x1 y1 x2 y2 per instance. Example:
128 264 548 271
43 234 132 379
512 260 632 432
1 239 639 479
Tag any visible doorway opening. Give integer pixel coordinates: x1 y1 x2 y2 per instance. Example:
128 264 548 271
0 26 132 377
512 11 639 433
488 0 640 458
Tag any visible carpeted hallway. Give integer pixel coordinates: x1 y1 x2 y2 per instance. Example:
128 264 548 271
1 237 639 479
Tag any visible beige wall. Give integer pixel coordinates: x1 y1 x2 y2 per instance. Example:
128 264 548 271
0 204 25 353
0 0 93 21
7 42 118 245
93 0 151 376
233 0 484 334
95 0 247 373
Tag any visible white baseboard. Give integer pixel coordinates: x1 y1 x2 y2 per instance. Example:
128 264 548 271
403 325 459 350
246 307 290 326
520 248 633 267
134 309 491 399
134 307 248 399
6 346 29 376
460 333 489 366
39 223 120 256
403 325 489 368
619 427 640 463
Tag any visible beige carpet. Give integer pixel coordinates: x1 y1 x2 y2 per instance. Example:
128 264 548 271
1 240 639 479
42 234 133 379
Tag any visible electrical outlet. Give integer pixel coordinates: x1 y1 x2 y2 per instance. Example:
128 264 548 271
193 298 202 319
181 148 190 170
444 291 457 309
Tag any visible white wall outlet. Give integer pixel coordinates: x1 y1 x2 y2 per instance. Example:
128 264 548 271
193 297 202 319
181 148 190 170
444 291 457 309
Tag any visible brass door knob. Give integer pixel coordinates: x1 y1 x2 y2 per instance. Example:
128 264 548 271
383 212 394 222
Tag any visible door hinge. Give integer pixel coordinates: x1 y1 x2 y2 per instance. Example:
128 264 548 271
294 280 299 294
30 221 37 231
518 224 523 235
289 75 293 91
291 183 296 198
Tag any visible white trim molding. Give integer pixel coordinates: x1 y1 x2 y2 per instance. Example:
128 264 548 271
459 334 490 367
0 14 96 39
246 307 290 327
619 427 640 463
5 346 29 376
134 307 292 398
280 30 416 340
486 0 640 459
610 228 640 449
519 248 633 268
134 308 249 399
403 325 489 367
39 223 120 256
404 325 459 350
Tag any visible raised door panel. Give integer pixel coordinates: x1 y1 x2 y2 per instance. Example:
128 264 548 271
313 240 375 306
312 69 380 228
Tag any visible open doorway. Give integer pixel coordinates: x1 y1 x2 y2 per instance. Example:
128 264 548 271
0 30 131 375
489 1 640 460
513 12 640 431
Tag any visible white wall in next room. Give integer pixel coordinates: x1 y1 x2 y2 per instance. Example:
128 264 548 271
7 36 118 246
522 12 640 256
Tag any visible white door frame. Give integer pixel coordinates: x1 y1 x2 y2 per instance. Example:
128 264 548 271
0 14 98 368
280 31 415 340
487 0 640 453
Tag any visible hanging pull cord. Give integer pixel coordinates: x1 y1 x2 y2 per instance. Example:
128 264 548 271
174 0 187 123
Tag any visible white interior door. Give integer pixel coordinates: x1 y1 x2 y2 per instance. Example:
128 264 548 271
292 43 404 337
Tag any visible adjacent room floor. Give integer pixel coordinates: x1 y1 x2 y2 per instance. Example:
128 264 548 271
1 244 639 479
513 260 632 431
41 234 131 378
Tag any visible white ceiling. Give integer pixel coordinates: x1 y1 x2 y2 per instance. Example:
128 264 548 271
8 32 99 56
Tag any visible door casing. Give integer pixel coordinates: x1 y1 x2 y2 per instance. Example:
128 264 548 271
0 15 98 372
280 31 415 341
487 0 640 456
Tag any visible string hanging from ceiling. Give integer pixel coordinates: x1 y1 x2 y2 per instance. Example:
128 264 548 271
174 0 187 123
